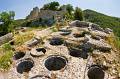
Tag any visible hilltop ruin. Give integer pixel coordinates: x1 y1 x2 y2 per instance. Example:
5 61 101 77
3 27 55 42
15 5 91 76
26 7 66 21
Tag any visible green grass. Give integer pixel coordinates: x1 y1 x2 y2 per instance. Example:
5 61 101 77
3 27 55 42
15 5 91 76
14 26 48 46
106 35 120 50
2 43 12 51
0 43 13 71
0 51 13 70
50 26 58 32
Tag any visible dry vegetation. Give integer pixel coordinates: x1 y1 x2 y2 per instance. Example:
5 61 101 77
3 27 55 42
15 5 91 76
14 31 34 46
0 43 13 71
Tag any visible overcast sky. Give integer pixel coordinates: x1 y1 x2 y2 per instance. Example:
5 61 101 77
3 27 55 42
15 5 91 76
0 0 119 19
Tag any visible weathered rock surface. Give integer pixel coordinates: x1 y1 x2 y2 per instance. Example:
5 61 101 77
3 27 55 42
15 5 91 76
1 20 117 79
85 35 112 51
104 28 113 34
0 33 13 46
25 37 41 47
69 20 79 26
30 48 46 57
90 30 109 38
69 20 89 28
90 23 104 31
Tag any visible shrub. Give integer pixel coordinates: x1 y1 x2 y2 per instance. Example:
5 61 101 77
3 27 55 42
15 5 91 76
74 7 84 21
14 32 34 45
2 43 12 51
0 51 13 70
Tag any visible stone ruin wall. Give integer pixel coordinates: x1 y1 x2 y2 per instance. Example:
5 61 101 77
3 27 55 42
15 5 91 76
27 7 39 20
27 7 66 21
38 10 65 20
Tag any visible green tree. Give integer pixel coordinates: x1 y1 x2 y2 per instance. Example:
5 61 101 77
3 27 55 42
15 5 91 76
9 11 15 20
49 1 59 10
0 11 15 36
66 4 74 15
74 7 84 21
42 4 50 10
41 1 59 11
65 12 74 20
59 4 74 20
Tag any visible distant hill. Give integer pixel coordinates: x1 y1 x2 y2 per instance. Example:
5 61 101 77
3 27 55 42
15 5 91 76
13 19 25 27
83 9 120 37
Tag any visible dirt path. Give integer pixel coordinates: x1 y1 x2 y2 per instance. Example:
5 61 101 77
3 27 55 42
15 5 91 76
0 72 8 79
34 27 53 38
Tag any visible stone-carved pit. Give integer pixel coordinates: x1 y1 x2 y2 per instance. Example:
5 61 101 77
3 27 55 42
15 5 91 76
49 37 64 45
30 75 50 79
44 55 67 71
13 52 25 60
87 66 105 79
17 58 34 74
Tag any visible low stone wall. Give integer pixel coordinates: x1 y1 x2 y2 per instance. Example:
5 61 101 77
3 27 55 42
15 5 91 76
0 33 13 46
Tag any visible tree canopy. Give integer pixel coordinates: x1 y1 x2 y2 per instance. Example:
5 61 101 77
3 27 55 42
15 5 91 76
60 4 74 14
74 7 84 21
41 1 60 11
65 4 74 15
0 11 15 36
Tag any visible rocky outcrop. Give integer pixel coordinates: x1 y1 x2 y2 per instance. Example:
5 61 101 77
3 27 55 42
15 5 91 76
69 20 112 36
30 48 46 57
69 20 89 28
104 28 113 34
85 35 112 51
90 23 104 31
90 31 109 38
25 37 41 47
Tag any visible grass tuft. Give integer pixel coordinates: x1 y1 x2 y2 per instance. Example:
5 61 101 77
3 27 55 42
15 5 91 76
0 43 13 71
14 32 34 45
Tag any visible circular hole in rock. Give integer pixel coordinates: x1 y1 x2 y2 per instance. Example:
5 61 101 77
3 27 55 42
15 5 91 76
88 66 105 79
91 35 100 40
59 29 71 32
36 48 46 54
73 33 85 38
13 52 25 60
44 55 67 71
17 58 34 74
69 48 81 57
49 37 64 45
30 75 50 79
60 32 71 36
73 31 90 38
9 40 15 45
30 48 46 57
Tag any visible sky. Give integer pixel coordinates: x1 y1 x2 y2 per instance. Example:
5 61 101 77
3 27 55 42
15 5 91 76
0 0 119 19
